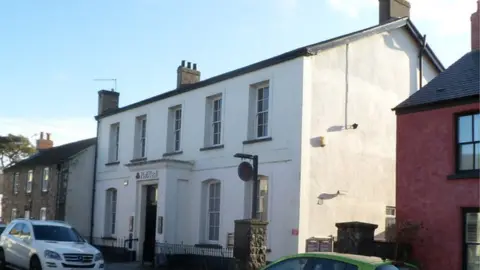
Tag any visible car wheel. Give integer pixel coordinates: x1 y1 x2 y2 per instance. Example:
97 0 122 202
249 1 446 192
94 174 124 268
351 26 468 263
30 256 42 270
0 249 5 269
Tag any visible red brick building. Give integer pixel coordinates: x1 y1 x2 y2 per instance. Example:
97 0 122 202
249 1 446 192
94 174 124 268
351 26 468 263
393 3 480 270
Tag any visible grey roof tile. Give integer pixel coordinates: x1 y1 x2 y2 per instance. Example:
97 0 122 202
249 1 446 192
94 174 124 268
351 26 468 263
394 50 480 110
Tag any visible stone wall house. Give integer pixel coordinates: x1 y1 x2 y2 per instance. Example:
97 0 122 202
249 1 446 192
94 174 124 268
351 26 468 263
1 133 96 237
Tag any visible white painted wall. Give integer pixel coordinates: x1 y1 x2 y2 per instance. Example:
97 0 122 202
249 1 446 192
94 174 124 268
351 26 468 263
93 26 439 262
94 57 305 260
65 145 96 237
297 28 438 250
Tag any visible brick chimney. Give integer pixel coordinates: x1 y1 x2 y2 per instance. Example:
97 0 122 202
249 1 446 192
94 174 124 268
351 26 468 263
98 89 120 115
177 60 200 88
379 0 411 24
36 132 53 150
472 1 480 51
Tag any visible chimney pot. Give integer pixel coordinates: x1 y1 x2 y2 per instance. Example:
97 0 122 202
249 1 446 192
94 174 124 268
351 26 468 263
97 89 120 116
46 133 51 140
471 0 480 51
379 0 411 24
177 60 201 88
40 132 44 140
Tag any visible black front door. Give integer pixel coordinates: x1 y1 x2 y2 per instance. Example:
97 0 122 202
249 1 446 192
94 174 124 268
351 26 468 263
142 185 157 263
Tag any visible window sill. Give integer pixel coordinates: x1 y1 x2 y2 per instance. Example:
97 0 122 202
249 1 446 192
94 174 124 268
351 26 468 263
447 170 480 180
243 137 273 145
200 145 224 151
130 158 147 163
102 236 117 240
105 161 120 166
163 151 183 157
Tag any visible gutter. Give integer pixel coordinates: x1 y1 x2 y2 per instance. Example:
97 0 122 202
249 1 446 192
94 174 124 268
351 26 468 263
89 120 100 243
418 35 427 89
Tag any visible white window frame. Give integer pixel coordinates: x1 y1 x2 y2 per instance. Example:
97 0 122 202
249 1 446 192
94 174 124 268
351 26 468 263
206 181 221 242
11 208 17 220
173 108 182 152
109 123 120 162
211 97 222 146
26 170 33 193
134 116 147 159
42 167 49 192
255 85 269 139
13 172 19 195
39 207 47 221
105 188 117 237
24 210 30 219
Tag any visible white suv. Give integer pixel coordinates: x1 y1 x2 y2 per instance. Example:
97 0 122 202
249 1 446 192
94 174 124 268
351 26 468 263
0 219 105 269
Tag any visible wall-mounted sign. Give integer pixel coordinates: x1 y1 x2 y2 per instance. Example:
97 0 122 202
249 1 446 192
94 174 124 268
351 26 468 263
128 216 134 232
237 161 253 181
135 170 159 181
158 216 163 234
305 237 333 252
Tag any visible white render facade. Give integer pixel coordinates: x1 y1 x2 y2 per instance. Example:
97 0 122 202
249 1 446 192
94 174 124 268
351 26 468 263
92 22 440 261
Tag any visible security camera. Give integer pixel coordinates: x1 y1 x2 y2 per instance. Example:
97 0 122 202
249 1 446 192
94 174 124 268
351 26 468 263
352 123 359 129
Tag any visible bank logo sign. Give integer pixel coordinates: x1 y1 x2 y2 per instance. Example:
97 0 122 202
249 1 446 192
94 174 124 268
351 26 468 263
135 170 159 181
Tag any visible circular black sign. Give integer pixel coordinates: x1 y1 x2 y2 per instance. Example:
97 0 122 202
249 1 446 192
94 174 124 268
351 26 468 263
237 161 253 181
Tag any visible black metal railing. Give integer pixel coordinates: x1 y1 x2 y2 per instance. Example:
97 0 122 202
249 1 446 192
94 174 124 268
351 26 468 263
88 236 138 263
155 242 235 270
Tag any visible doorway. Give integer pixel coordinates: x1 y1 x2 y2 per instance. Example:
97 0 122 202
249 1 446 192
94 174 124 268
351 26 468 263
142 184 157 263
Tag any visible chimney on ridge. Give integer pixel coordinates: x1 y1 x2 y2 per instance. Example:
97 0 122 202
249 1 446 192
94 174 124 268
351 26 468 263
98 89 120 116
177 60 201 88
36 132 53 150
471 1 480 51
379 0 411 24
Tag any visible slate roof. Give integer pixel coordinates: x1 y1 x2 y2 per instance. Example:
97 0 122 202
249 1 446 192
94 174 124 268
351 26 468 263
4 138 96 172
96 17 444 120
394 50 480 112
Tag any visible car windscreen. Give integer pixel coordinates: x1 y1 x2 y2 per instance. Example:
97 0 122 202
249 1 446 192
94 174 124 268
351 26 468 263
376 265 417 270
32 225 85 242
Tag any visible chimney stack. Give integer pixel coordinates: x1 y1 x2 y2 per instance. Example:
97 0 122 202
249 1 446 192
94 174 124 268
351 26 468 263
379 0 411 24
98 89 120 115
472 1 480 51
36 132 53 150
177 60 201 88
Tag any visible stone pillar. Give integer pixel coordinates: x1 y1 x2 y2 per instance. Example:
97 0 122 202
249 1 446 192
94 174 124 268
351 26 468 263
335 221 378 254
233 219 268 270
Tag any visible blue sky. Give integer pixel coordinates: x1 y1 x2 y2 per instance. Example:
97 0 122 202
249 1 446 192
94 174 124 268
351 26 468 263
0 0 476 145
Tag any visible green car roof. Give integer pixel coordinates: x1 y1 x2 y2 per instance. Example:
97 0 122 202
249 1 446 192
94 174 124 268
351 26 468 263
265 252 418 269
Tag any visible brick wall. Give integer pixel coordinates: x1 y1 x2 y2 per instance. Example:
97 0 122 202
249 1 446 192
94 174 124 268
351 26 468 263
2 165 59 223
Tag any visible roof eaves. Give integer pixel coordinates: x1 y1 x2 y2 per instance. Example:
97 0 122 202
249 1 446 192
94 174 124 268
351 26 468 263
306 17 409 54
392 94 480 114
95 17 444 121
95 47 312 120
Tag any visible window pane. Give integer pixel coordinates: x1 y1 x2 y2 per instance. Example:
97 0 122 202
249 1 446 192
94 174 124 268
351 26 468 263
459 115 473 143
474 114 480 141
476 143 480 170
263 87 269 100
466 212 480 243
266 258 308 270
460 144 475 170
467 244 480 270
214 183 221 197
